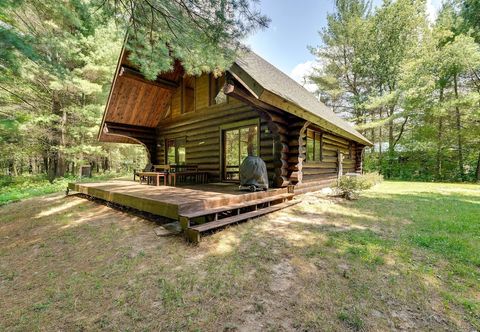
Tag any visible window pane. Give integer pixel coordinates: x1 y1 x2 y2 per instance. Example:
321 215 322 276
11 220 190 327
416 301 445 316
177 147 186 164
306 138 314 161
167 146 176 164
315 133 321 161
225 129 240 180
240 125 258 159
224 125 258 181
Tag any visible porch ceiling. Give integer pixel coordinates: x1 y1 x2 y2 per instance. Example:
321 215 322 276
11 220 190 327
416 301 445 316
98 50 184 144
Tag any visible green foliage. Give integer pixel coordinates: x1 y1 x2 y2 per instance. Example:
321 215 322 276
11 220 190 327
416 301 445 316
311 0 480 183
0 173 126 206
334 174 374 200
0 1 151 178
0 0 268 181
98 0 269 79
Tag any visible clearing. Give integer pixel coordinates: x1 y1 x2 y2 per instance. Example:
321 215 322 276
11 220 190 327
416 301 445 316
0 181 479 331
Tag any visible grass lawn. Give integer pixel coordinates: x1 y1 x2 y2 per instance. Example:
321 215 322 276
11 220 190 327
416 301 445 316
0 173 129 206
0 181 479 331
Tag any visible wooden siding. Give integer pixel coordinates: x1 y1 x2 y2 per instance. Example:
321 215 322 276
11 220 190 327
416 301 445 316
299 124 360 184
155 91 275 182
155 73 362 188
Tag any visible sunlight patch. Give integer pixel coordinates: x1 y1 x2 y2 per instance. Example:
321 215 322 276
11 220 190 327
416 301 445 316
213 231 240 255
35 199 84 218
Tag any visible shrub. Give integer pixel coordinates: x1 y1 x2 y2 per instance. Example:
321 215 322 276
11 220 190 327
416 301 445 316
362 172 384 186
334 174 373 200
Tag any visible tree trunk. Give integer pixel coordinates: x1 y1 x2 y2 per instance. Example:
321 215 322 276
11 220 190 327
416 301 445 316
476 150 480 182
378 108 383 169
57 106 67 177
453 73 464 180
51 92 66 179
43 156 48 175
436 88 444 179
387 106 395 179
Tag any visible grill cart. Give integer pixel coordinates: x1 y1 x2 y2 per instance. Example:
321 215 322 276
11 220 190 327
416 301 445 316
239 156 269 192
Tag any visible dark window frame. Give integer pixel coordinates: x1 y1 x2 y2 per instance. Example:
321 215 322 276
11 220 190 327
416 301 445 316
181 76 195 114
165 137 186 165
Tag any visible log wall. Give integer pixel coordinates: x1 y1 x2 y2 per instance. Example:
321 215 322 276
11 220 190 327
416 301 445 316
292 124 363 191
155 105 275 182
154 72 364 189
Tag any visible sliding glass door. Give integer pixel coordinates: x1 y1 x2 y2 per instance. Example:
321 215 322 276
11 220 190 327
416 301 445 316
222 125 258 181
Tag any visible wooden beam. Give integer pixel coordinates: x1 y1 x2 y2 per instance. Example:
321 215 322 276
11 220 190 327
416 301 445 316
119 66 179 90
223 82 285 116
104 121 156 134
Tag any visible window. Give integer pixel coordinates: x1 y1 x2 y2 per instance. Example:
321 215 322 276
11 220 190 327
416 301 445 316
166 138 186 165
209 74 227 105
223 125 258 181
182 77 195 114
306 129 323 162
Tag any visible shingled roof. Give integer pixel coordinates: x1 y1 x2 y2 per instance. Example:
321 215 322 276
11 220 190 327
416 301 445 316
230 51 372 146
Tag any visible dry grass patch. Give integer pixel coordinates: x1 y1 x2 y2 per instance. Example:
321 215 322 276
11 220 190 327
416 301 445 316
0 181 479 331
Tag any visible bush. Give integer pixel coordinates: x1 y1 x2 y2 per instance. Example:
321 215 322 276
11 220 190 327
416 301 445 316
334 174 375 200
362 172 384 186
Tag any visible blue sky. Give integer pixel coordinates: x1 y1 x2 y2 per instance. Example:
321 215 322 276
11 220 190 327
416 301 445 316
245 0 443 84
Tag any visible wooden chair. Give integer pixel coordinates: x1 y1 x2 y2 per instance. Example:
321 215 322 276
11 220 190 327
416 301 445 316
152 164 171 172
138 171 167 186
134 163 153 182
168 164 207 186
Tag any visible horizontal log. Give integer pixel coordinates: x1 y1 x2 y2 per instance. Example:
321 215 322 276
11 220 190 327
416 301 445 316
303 162 338 169
159 112 259 136
186 141 219 152
186 157 220 164
323 138 349 149
160 103 253 128
323 132 349 145
274 176 289 187
303 168 338 175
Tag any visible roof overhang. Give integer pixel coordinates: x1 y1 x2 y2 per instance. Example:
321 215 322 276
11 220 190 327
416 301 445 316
228 58 373 147
97 47 183 144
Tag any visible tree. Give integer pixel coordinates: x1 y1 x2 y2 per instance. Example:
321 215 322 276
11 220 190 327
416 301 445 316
310 0 480 182
0 0 269 180
96 0 269 79
0 1 141 179
310 0 372 125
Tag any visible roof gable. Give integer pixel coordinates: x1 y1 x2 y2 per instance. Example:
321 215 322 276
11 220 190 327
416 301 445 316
230 51 372 146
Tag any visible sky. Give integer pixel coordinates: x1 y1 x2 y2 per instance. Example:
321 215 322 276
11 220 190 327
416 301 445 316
245 0 443 87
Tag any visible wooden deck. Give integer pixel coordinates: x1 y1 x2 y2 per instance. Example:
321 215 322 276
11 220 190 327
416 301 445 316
68 180 288 220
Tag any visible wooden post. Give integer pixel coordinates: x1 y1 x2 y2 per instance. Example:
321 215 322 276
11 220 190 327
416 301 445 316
179 216 190 230
184 229 200 244
337 151 344 184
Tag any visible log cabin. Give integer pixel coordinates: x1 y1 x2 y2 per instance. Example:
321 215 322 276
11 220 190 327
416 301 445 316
70 47 372 242
99 49 371 191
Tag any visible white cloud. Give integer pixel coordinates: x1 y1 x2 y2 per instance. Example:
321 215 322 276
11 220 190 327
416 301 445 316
290 60 318 93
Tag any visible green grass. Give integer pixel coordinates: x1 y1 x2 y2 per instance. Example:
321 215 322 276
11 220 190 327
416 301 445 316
0 181 479 331
0 173 128 206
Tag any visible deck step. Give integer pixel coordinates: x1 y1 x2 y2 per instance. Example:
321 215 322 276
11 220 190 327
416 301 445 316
184 200 299 243
180 193 295 219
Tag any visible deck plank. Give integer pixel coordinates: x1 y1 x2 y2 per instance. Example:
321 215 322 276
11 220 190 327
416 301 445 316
180 193 294 219
68 180 288 220
190 200 299 233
